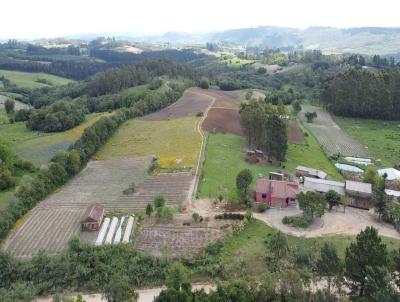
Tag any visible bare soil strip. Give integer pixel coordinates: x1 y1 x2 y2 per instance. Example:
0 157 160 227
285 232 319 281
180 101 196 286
202 108 242 135
288 120 305 144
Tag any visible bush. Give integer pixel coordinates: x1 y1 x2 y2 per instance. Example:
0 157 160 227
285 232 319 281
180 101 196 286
257 203 269 213
196 112 204 117
215 213 244 220
192 212 200 222
4 99 14 113
199 77 210 89
14 109 31 122
0 163 15 191
282 216 310 228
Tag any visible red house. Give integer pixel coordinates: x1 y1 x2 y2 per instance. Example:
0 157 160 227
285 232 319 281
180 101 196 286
255 179 299 208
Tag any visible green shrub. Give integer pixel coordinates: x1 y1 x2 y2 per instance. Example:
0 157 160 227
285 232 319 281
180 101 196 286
282 216 310 228
257 203 269 213
215 213 244 220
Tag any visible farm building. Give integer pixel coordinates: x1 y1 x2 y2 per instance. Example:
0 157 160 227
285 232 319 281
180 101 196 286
303 177 345 195
378 168 400 181
269 172 284 181
296 166 327 179
345 180 372 210
255 179 299 208
81 203 105 231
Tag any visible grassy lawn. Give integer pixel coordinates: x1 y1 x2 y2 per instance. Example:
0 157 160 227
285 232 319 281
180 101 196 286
96 116 202 169
221 219 400 277
198 131 342 201
334 116 400 167
0 110 110 165
0 69 73 89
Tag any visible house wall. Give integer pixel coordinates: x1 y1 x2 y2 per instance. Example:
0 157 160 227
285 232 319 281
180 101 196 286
347 196 371 210
255 192 295 208
82 221 100 231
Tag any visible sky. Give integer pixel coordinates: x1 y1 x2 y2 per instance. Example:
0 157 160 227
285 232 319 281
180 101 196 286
2 0 400 39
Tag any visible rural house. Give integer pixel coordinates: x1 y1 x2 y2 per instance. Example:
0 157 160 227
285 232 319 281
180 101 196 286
296 166 327 179
345 180 372 210
255 179 299 208
303 177 345 195
81 203 105 231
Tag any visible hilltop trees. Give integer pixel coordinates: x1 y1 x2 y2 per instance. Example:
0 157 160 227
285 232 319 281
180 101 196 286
322 68 400 120
239 100 288 161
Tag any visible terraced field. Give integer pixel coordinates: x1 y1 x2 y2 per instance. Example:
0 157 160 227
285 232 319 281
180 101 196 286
300 106 370 157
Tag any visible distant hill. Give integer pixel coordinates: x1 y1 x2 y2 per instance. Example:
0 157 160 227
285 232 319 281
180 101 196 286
126 26 400 55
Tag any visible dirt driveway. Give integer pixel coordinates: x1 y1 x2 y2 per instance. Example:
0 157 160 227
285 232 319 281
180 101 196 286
255 207 400 239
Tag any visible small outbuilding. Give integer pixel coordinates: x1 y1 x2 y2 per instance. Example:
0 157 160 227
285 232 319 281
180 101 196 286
81 203 105 231
345 180 372 210
255 179 299 208
296 166 327 179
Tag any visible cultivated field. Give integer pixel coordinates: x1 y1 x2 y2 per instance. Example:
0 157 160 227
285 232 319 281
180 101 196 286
300 106 370 157
0 69 73 89
200 89 244 109
96 116 202 169
3 156 194 258
136 225 223 258
334 116 400 166
288 120 305 144
0 112 110 165
202 108 242 135
141 88 214 121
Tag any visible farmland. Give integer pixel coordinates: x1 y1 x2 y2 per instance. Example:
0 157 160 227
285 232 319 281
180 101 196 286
198 130 342 200
300 105 370 157
334 116 400 166
96 116 202 169
0 69 73 88
0 111 111 165
288 119 305 144
202 108 242 135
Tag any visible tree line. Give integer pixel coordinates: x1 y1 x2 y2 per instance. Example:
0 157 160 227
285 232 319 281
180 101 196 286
321 68 400 120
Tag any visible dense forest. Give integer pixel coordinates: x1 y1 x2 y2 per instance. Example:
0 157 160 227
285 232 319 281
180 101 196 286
322 68 400 120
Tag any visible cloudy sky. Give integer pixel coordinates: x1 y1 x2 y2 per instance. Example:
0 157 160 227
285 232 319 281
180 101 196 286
2 0 400 39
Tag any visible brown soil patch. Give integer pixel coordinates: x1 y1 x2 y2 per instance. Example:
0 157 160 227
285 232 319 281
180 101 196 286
140 88 214 121
202 108 242 135
289 120 305 144
202 89 245 109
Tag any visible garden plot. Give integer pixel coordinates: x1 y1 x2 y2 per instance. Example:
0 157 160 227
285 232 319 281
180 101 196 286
301 106 370 157
140 88 214 121
115 172 193 210
288 120 305 144
3 157 151 258
135 225 223 258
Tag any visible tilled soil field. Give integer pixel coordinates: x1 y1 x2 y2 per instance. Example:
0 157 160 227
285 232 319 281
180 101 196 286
289 120 305 144
202 108 242 135
200 89 244 109
135 225 223 258
140 88 214 121
301 106 370 157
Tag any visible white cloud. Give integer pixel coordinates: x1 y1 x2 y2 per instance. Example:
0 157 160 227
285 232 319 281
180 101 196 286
1 0 400 39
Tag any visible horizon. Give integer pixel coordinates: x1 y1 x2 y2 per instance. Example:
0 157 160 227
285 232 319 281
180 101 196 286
2 0 400 39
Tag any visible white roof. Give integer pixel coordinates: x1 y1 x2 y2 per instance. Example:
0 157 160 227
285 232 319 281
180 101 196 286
303 177 345 195
345 180 372 194
377 168 400 181
385 189 400 198
296 166 327 179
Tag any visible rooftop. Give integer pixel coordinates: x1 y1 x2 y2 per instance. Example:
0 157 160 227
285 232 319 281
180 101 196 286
81 203 105 223
296 165 327 179
345 180 372 195
303 177 345 195
378 168 400 181
256 179 299 199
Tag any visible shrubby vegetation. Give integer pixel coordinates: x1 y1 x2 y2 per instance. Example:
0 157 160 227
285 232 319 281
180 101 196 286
26 101 85 132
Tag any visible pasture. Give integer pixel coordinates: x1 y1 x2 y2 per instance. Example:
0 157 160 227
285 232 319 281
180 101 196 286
0 69 73 89
198 131 341 200
300 106 370 157
96 116 202 169
0 111 111 165
334 116 400 166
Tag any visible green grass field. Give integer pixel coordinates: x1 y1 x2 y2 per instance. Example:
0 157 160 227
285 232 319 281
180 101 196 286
0 110 110 165
334 116 400 167
198 131 342 201
96 116 202 169
0 69 73 89
221 220 400 277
